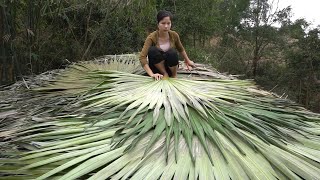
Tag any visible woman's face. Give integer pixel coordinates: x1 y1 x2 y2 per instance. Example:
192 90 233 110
158 16 171 32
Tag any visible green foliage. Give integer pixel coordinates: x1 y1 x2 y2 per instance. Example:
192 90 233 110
284 28 320 110
0 0 251 80
1 0 157 77
219 0 250 32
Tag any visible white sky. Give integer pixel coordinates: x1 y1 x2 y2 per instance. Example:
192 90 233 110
276 0 320 28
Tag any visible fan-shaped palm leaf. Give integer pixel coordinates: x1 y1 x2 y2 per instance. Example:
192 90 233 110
0 54 319 180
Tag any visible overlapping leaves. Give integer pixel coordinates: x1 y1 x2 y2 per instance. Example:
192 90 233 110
0 57 320 179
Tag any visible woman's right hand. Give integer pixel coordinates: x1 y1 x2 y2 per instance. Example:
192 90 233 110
151 73 163 80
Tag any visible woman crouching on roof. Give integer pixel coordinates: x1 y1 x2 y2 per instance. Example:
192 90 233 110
139 10 195 80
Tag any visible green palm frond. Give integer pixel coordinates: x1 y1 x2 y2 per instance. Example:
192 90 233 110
0 54 320 180
0 54 143 140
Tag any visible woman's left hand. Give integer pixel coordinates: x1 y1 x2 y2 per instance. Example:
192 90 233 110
185 60 196 70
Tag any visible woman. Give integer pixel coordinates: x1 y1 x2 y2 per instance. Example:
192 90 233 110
139 10 195 80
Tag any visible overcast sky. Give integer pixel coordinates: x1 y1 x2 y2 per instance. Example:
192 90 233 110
276 0 320 28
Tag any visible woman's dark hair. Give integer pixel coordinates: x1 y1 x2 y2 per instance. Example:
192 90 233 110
157 10 173 23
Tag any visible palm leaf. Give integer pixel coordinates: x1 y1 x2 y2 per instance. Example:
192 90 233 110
0 54 319 179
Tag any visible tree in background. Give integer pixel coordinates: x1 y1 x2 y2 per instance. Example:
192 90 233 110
0 0 157 81
211 0 292 77
1 0 239 84
239 0 292 77
285 27 320 111
213 0 251 74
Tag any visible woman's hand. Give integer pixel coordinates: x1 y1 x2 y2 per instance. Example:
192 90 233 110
185 60 196 71
151 73 163 80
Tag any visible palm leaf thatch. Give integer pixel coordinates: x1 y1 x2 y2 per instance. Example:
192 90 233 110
0 54 320 180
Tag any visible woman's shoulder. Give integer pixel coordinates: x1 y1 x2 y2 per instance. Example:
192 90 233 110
147 31 158 38
169 30 180 37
